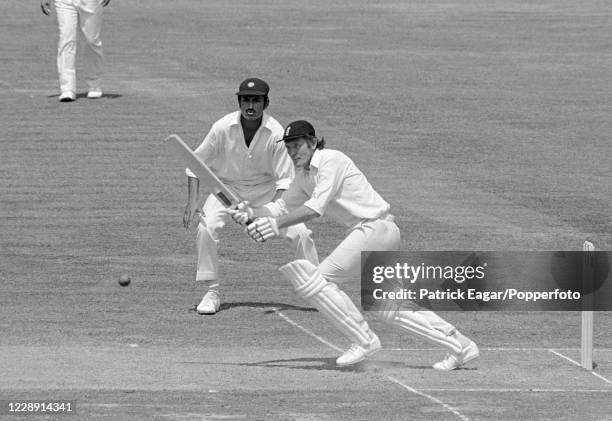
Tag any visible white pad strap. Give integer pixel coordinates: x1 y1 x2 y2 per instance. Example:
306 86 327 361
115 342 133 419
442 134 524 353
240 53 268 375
285 225 319 266
279 260 372 346
379 301 462 354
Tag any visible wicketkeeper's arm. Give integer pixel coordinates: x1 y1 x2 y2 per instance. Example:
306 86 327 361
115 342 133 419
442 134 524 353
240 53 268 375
183 176 200 229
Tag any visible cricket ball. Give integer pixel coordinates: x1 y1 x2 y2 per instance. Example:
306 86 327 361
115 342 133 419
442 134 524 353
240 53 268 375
119 274 131 287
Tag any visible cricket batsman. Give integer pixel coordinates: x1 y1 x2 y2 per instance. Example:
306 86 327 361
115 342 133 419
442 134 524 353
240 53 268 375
229 120 479 369
183 79 318 315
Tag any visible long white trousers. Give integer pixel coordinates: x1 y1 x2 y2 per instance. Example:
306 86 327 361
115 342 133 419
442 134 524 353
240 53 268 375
196 190 318 289
55 0 104 93
318 215 400 284
317 215 458 341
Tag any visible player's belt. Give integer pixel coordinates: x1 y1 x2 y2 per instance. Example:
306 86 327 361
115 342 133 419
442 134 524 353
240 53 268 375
366 213 394 223
352 213 395 231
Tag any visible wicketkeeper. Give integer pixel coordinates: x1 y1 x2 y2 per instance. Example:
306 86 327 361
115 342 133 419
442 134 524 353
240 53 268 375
229 120 479 369
183 79 318 314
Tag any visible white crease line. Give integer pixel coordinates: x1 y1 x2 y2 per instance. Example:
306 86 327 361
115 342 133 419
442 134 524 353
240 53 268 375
549 349 586 368
548 349 612 386
386 376 470 421
386 347 612 352
420 388 612 393
273 309 469 421
273 309 343 352
592 373 612 386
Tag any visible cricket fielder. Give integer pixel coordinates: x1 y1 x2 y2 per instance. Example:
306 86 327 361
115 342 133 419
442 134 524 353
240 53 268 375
183 79 318 315
231 120 479 369
41 0 109 101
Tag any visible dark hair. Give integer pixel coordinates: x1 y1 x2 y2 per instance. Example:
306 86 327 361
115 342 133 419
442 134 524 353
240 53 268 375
306 135 325 150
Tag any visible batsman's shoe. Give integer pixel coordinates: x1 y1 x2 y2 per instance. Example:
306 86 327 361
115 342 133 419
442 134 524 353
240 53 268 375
87 89 103 99
336 334 382 366
433 341 480 371
197 291 221 315
59 91 76 102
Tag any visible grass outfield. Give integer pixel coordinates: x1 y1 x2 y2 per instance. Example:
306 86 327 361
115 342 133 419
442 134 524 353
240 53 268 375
1 1 611 420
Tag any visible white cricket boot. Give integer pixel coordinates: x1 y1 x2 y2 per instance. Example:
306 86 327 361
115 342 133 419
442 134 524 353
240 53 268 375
433 341 480 371
197 290 221 315
87 89 103 99
336 333 382 366
59 91 76 102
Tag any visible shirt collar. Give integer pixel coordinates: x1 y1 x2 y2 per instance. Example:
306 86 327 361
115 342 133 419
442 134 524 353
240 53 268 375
231 111 272 134
308 149 323 170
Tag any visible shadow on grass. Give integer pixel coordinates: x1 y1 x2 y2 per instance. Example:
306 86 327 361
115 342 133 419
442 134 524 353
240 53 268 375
239 356 427 372
184 356 423 372
47 93 123 100
190 301 317 313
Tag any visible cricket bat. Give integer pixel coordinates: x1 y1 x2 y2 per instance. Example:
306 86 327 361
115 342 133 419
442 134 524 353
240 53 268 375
165 134 241 208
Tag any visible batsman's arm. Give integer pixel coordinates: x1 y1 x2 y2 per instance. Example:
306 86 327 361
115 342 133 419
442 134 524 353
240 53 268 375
251 191 286 218
237 196 287 220
276 205 320 229
271 189 285 202
246 205 319 242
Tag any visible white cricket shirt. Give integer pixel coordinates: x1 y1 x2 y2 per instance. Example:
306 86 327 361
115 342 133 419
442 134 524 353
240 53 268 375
186 111 293 199
283 149 391 229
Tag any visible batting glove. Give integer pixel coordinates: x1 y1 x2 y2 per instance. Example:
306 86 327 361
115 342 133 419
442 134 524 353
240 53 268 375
227 201 254 225
246 217 280 242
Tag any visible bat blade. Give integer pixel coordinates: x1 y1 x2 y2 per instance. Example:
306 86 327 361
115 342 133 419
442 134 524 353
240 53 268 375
165 134 240 208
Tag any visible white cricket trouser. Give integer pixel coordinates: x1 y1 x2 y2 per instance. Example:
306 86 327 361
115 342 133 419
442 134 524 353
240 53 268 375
55 0 104 93
317 215 458 345
196 186 318 289
318 215 400 284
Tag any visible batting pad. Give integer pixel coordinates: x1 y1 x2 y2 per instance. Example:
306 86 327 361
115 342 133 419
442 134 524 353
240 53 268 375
279 260 372 346
379 301 462 354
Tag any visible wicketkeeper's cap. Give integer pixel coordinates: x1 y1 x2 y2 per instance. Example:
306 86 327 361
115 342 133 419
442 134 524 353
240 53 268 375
279 120 316 142
236 78 270 96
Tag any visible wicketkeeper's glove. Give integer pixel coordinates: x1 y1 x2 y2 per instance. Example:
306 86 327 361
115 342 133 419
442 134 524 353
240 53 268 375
246 217 280 242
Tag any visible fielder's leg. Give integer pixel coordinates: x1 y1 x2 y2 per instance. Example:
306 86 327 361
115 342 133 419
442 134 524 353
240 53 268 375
78 0 104 96
55 0 78 99
279 259 381 366
195 195 227 314
379 301 479 370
